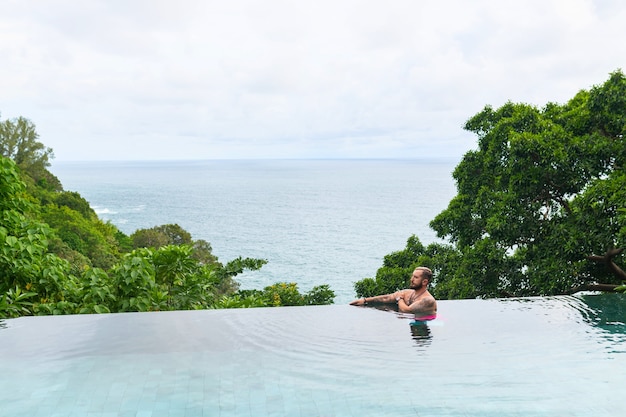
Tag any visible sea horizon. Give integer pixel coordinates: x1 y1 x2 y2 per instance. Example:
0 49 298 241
51 156 462 164
51 158 459 304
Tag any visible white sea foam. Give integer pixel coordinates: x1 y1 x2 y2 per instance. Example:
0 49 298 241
94 207 117 215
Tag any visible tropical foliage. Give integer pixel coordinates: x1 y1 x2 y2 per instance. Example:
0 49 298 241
0 119 335 318
215 283 335 308
0 115 59 189
355 70 626 299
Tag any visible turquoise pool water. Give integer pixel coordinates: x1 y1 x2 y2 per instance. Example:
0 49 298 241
1 294 625 417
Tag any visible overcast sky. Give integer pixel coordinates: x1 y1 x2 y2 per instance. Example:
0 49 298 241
1 0 625 162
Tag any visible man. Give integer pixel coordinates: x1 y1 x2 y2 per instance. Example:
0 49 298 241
350 267 437 317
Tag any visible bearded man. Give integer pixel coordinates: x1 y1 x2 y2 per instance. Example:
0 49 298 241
349 267 437 317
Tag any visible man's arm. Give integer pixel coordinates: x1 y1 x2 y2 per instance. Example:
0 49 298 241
349 292 401 306
398 296 437 315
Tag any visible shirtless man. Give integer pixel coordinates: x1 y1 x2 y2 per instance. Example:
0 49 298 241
349 267 437 317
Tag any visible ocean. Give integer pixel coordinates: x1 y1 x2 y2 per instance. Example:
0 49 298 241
50 159 458 304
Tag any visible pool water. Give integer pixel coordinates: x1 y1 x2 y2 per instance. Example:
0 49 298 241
1 294 625 417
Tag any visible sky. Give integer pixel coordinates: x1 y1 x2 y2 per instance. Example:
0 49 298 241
1 0 625 162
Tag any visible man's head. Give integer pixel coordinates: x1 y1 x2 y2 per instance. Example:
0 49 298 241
410 267 432 290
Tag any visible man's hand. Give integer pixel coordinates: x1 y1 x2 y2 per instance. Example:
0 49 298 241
349 298 366 306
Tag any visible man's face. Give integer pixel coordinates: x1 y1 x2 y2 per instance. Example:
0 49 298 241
410 270 426 290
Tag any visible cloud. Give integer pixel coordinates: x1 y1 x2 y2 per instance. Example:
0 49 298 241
1 0 625 161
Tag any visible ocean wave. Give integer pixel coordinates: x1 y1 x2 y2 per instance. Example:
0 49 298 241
93 207 117 215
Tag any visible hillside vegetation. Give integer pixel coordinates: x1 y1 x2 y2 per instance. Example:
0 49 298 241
0 123 334 318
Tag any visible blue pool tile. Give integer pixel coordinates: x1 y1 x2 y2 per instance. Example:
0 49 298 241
119 398 141 411
152 400 171 411
200 403 221 416
183 406 203 417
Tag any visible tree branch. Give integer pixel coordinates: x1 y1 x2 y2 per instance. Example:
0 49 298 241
567 283 621 294
587 247 626 281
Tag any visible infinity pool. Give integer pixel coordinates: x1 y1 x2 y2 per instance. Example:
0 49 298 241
1 294 625 417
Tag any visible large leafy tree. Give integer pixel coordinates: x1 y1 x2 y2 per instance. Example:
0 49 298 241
131 224 219 266
0 115 59 190
354 70 625 299
131 224 193 249
428 70 626 298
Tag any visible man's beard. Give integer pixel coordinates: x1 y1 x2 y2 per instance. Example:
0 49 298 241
410 281 423 290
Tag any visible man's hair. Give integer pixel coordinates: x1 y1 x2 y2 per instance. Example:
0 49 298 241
414 267 433 282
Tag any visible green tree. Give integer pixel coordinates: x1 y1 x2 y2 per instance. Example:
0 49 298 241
153 244 207 309
41 204 120 269
0 115 58 189
211 293 268 309
0 157 76 317
303 284 335 305
130 224 220 268
263 282 307 306
109 248 156 312
130 228 170 249
212 256 268 295
77 268 115 314
191 239 219 265
131 223 192 249
54 191 96 219
154 224 192 245
427 70 626 298
248 282 335 307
